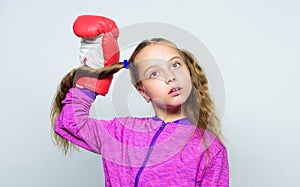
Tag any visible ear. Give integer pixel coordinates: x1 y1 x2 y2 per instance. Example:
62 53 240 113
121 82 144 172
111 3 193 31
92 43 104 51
136 84 150 99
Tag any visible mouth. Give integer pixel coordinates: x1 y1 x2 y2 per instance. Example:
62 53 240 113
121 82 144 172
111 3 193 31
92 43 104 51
168 87 182 95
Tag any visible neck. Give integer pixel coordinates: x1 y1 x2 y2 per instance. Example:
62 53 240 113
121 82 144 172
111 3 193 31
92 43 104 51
152 104 186 122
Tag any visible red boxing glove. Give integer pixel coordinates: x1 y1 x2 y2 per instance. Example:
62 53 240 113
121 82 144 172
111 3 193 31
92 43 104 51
73 15 120 96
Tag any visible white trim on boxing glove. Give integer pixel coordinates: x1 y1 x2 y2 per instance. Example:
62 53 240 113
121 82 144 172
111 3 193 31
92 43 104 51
79 35 104 69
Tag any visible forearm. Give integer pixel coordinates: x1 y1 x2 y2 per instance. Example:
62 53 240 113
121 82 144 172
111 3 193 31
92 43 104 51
54 87 101 153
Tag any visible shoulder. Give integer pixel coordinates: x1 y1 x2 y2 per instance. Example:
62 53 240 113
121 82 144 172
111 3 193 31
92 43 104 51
193 127 227 156
113 116 151 125
110 116 158 132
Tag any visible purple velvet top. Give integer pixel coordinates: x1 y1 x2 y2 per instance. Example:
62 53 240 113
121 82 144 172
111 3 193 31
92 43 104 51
55 88 229 186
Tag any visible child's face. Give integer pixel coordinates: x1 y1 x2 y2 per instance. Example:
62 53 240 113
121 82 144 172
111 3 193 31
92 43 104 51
134 44 192 110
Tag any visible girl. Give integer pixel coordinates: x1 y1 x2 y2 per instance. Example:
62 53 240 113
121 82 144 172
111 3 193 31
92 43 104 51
51 38 229 186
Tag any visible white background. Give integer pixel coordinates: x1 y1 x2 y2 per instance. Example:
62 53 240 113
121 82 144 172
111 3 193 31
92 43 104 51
1 0 299 186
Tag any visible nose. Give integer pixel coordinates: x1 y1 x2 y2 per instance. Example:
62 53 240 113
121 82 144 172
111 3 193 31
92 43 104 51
165 71 176 84
166 77 176 84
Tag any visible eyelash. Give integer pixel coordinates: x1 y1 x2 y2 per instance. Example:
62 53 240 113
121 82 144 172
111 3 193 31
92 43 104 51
172 62 181 68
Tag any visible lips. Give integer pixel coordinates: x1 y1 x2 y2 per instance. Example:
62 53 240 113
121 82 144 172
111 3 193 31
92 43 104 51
168 87 182 95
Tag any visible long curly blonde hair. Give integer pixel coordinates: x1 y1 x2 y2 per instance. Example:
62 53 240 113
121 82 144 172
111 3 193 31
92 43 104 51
50 38 225 156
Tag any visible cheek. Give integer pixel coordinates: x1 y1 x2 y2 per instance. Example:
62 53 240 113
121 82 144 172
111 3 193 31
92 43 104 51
184 79 193 95
142 80 164 96
180 70 193 93
177 69 192 83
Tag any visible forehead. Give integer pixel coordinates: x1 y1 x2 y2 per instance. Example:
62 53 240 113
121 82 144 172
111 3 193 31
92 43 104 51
134 44 180 62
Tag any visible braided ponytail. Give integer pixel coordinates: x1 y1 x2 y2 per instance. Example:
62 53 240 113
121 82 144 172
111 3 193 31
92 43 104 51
50 62 125 154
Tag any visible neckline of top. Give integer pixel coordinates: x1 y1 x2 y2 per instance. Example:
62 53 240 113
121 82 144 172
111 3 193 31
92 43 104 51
151 116 193 126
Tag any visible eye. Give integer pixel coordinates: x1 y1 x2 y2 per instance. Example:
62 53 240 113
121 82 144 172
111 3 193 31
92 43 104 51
172 62 181 68
149 71 159 78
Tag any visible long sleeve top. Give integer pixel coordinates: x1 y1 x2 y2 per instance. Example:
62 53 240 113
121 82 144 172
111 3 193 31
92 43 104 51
55 88 229 187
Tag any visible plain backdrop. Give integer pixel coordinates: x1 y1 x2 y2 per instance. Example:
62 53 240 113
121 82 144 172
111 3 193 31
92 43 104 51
1 0 299 186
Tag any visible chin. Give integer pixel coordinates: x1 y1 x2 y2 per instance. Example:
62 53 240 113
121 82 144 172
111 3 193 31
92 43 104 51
166 102 184 110
152 96 188 110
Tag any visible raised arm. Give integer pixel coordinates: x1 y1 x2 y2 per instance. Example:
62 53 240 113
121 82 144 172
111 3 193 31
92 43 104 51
54 87 111 154
51 15 123 154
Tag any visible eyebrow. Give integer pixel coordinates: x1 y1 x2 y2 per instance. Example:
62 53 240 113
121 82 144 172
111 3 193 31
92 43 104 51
143 56 182 75
169 56 181 61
